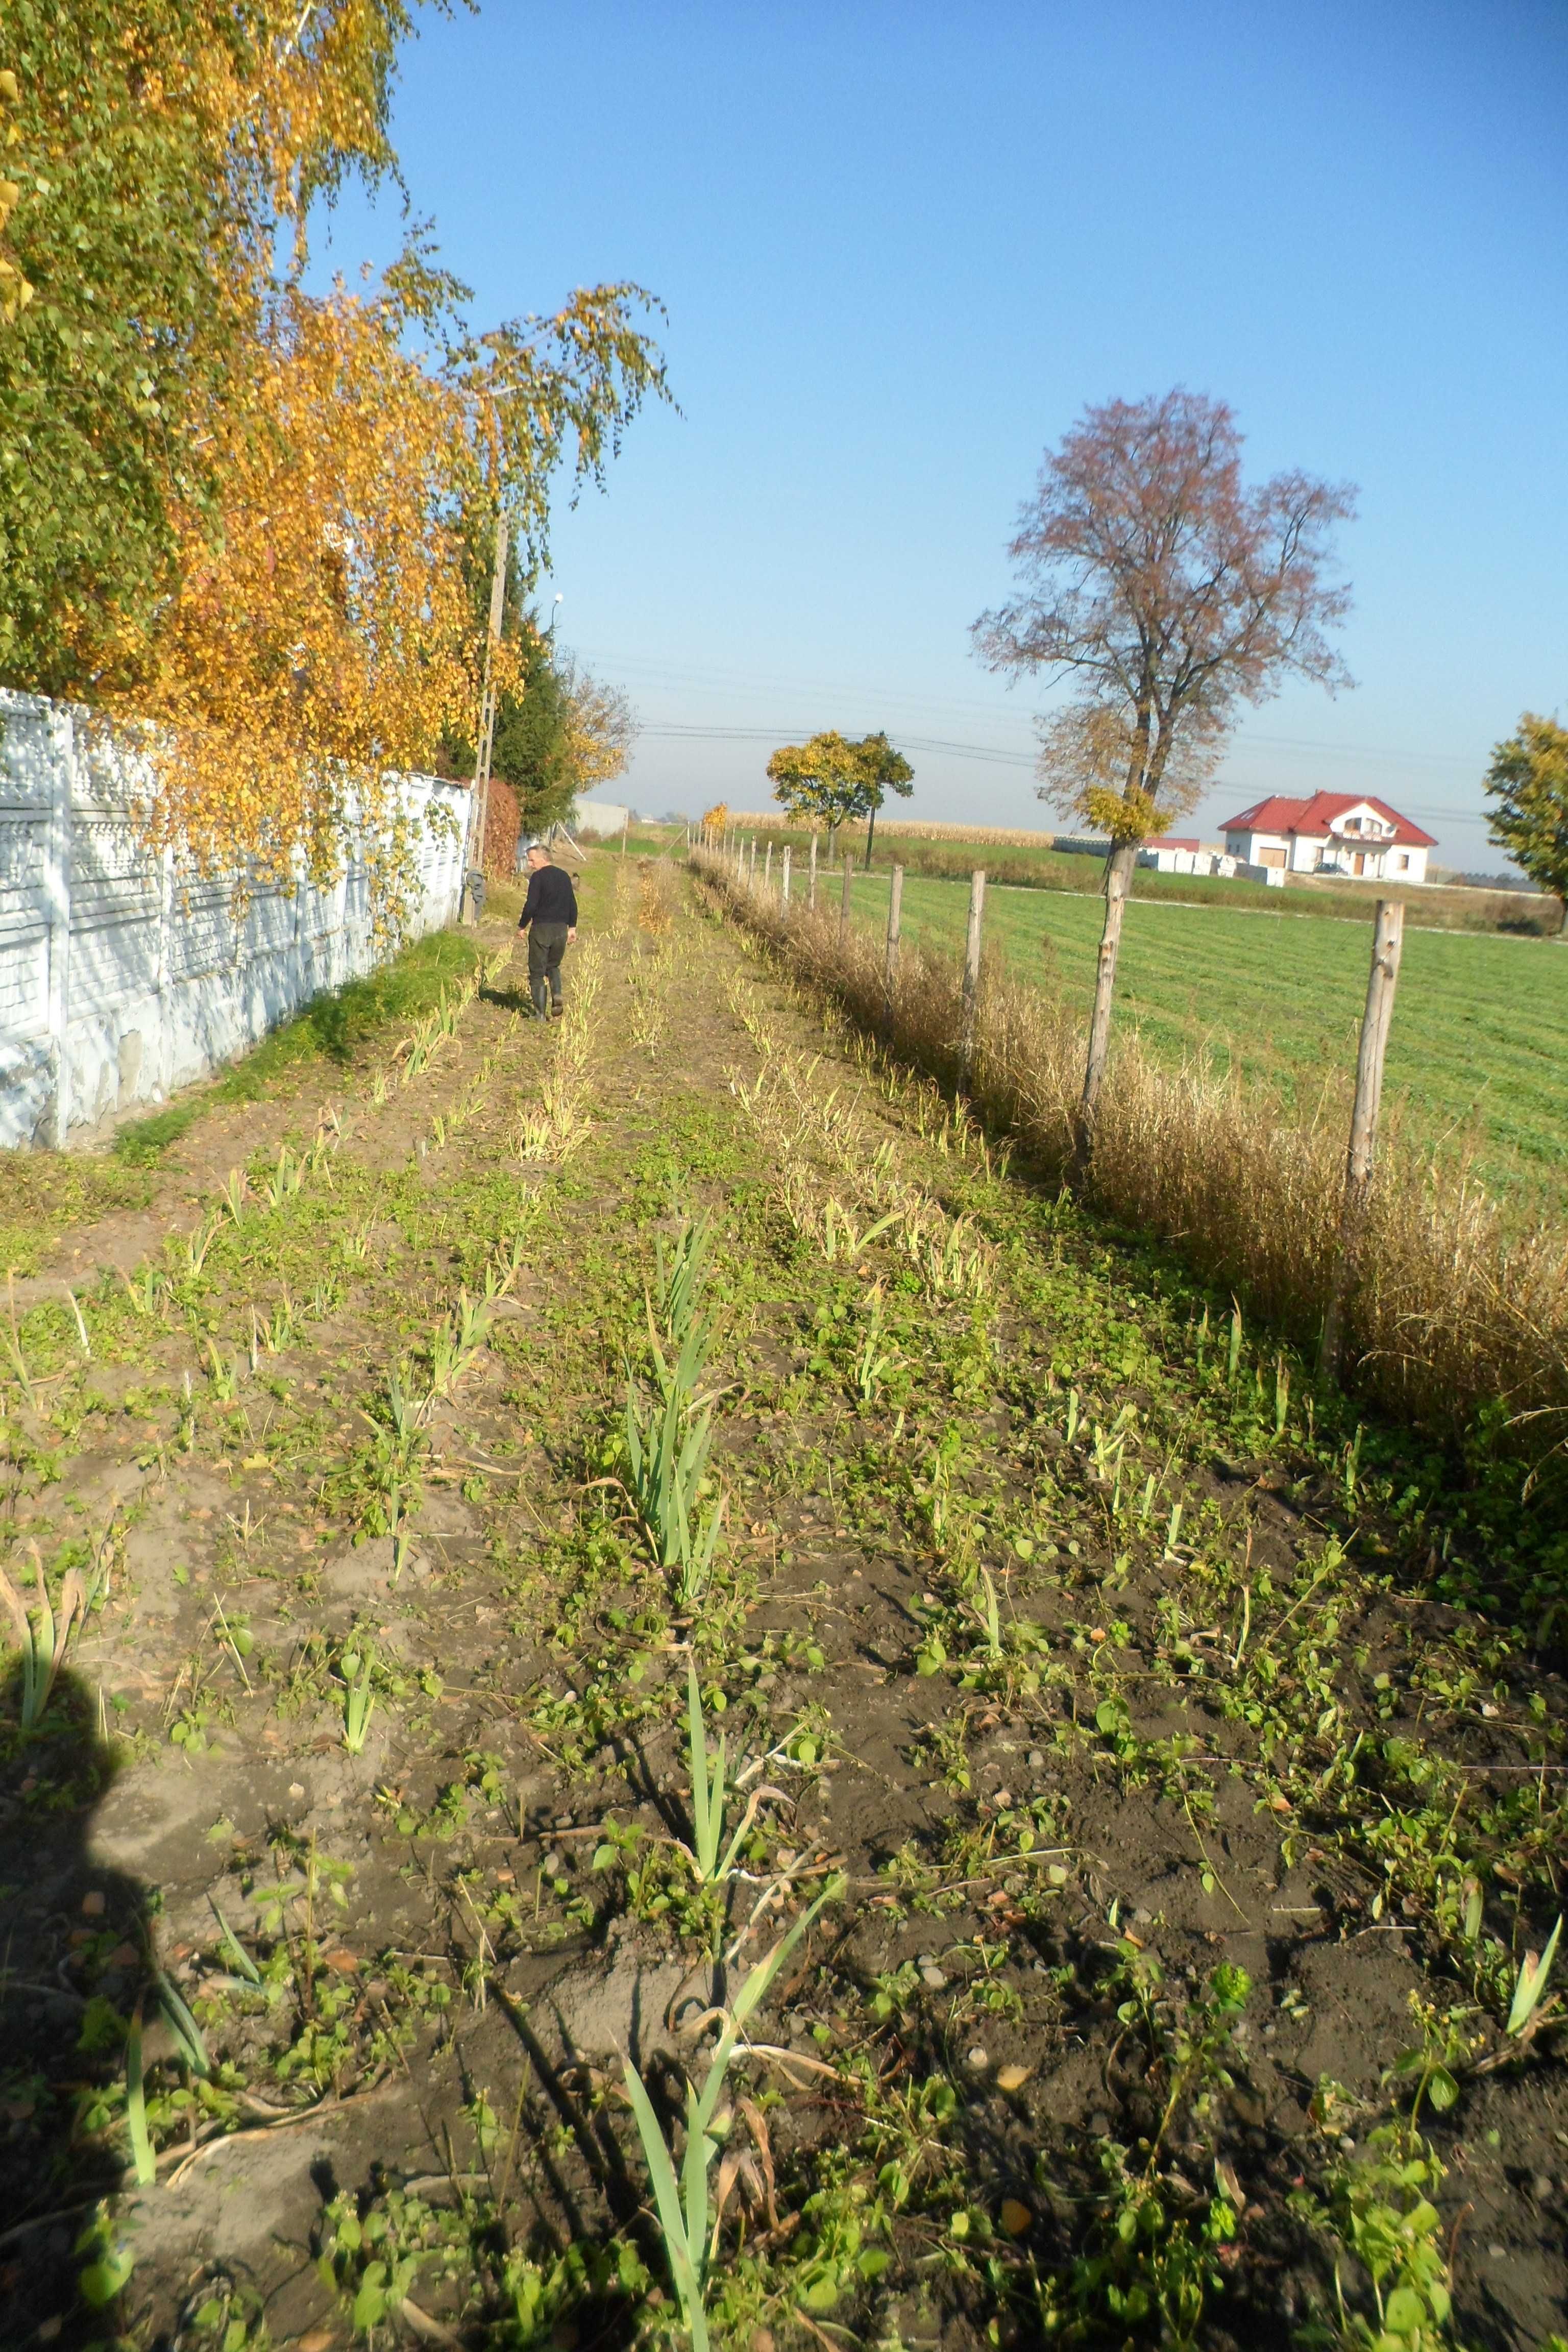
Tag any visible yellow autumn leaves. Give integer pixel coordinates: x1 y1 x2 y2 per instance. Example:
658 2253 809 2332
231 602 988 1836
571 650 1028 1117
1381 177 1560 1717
0 69 29 323
6 7 666 927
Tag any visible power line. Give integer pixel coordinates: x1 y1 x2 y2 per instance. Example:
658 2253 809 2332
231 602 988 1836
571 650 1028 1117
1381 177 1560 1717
634 722 1481 821
576 642 1486 776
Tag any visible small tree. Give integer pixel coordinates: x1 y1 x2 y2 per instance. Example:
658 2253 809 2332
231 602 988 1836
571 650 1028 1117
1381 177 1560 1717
767 729 913 865
973 388 1354 1166
853 731 915 866
558 655 639 798
1484 714 1568 935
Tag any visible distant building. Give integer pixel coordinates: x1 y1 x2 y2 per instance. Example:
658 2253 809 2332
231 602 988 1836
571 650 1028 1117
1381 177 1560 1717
1218 793 1435 884
569 799 631 841
1137 837 1237 878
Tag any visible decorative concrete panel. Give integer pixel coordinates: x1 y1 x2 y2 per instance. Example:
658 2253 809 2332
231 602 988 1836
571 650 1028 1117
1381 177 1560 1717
0 690 468 1149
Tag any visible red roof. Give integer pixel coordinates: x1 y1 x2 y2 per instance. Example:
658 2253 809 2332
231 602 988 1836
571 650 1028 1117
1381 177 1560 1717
1218 792 1435 849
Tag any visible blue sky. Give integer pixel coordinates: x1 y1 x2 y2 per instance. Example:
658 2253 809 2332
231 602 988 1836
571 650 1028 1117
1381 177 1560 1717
316 1 1568 871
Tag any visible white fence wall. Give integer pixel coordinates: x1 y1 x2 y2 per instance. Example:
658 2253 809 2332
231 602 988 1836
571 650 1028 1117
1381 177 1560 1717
0 690 468 1150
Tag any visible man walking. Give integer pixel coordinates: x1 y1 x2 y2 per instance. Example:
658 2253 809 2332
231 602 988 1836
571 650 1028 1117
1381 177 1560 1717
517 839 578 1018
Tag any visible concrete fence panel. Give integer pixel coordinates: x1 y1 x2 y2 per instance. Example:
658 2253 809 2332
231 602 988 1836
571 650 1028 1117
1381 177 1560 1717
0 689 467 1150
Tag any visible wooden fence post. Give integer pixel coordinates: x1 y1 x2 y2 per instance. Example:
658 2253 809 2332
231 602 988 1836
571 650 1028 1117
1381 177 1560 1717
748 838 756 885
839 854 853 944
763 840 772 894
884 863 903 992
781 845 791 907
1318 899 1406 1382
620 811 630 858
1073 842 1137 1177
959 868 986 1087
808 832 818 911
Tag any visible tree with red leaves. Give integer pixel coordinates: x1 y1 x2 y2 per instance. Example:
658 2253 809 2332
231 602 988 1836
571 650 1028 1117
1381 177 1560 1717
973 388 1355 1167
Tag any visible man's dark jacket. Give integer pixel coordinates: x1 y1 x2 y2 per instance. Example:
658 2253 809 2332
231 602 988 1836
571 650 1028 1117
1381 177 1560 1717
518 865 578 929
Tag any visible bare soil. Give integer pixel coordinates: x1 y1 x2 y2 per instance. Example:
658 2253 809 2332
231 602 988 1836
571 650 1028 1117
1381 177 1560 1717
1 857 1564 2352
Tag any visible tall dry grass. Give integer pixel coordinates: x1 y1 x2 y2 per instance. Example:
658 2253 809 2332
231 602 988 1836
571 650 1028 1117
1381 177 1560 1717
693 847 1568 1467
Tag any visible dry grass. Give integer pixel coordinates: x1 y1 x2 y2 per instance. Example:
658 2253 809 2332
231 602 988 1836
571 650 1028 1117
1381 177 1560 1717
694 848 1568 1471
729 812 1061 846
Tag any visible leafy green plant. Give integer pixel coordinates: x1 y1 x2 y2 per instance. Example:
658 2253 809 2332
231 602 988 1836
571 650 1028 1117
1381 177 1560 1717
1505 1913 1561 2041
0 1545 94 1730
680 1656 781 1886
854 1284 897 1403
2 1272 40 1407
338 1640 377 1754
622 1879 841 2352
1301 2123 1460 2352
125 2000 157 2187
156 1968 212 2078
209 1896 262 1987
76 2206 136 2311
1038 1953 1252 2348
1040 2142 1240 2351
625 1377 724 1605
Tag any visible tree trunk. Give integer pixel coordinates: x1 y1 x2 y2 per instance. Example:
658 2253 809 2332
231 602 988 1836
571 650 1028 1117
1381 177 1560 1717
865 800 877 869
1074 841 1137 1178
1559 893 1567 937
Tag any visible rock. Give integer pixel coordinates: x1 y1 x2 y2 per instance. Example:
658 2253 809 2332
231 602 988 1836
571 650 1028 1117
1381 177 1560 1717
1532 2174 1555 2203
1088 2112 1112 2137
965 2046 989 2071
999 2198 1033 2237
996 2063 1030 2092
919 1964 947 1991
1027 1750 1045 1769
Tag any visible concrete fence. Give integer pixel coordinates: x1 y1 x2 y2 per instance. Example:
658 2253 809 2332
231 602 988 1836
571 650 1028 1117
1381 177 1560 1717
0 689 468 1150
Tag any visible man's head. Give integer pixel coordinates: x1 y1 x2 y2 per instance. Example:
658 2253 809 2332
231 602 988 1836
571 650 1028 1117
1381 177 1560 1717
524 841 551 872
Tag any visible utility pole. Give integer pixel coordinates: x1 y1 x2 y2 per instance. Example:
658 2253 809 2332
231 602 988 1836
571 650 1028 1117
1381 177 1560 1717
464 510 508 922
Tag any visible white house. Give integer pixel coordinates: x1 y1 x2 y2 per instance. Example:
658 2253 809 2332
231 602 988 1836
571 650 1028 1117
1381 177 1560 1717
1219 793 1434 883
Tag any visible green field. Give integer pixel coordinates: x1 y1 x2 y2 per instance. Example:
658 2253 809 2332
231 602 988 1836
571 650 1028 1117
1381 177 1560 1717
733 820 1557 933
835 868 1568 1205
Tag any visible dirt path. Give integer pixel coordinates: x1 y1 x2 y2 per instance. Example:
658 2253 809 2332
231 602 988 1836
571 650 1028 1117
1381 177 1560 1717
1 855 1564 2351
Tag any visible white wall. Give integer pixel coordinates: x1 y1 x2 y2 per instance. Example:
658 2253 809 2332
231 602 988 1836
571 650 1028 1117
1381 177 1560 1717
570 799 630 841
0 690 467 1150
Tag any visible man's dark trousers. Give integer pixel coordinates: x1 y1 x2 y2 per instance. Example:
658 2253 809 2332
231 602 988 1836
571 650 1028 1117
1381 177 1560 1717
528 923 570 1016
